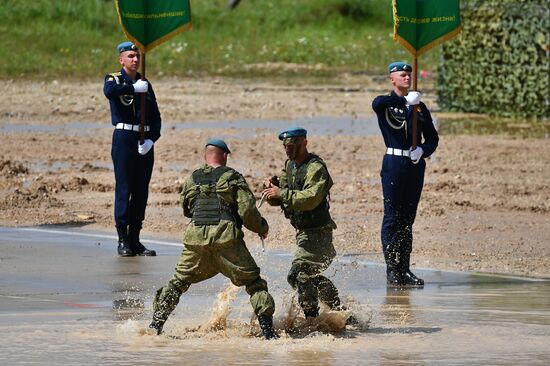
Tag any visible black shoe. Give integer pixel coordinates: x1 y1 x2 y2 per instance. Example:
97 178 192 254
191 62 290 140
303 307 319 319
129 227 156 256
116 226 135 257
117 241 135 257
133 242 156 256
149 320 164 335
386 269 404 287
401 270 424 286
258 315 278 340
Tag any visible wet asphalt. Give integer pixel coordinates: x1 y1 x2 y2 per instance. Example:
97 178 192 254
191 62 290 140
1 226 549 365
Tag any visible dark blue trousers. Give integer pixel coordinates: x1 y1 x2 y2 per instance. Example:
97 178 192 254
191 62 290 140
111 129 154 229
380 155 425 257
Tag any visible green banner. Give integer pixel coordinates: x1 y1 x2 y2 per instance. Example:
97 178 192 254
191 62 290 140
393 0 461 56
115 0 192 53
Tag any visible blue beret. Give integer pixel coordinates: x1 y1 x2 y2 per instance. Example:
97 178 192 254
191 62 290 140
388 61 412 73
117 41 138 53
205 138 231 153
278 127 307 141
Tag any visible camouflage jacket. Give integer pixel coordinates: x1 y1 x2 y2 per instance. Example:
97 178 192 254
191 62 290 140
181 164 268 246
268 154 337 230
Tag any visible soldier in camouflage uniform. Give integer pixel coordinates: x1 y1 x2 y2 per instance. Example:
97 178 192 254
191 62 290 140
149 139 277 339
262 127 346 320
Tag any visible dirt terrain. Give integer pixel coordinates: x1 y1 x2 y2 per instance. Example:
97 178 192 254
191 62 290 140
1 76 549 278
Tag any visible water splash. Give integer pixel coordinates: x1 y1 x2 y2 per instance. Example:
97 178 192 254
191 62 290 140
203 283 241 331
275 291 371 337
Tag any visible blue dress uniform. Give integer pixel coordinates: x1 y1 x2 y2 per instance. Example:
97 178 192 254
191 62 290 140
104 63 161 256
372 89 438 286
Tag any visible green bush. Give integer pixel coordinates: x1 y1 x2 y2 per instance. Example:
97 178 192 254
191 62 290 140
438 0 549 119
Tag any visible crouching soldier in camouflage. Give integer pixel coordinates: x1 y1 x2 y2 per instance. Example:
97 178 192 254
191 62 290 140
263 127 350 322
149 139 277 339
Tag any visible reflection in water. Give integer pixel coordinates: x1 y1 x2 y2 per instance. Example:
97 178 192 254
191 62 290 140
382 287 414 325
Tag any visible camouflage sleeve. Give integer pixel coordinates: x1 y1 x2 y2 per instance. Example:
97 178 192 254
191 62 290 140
180 177 196 218
279 161 329 211
230 173 268 235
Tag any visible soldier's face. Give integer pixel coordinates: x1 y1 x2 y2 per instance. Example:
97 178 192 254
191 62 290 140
119 51 140 72
390 71 411 89
283 137 306 160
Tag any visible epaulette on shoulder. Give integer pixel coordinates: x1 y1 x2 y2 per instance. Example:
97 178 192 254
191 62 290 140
105 72 122 80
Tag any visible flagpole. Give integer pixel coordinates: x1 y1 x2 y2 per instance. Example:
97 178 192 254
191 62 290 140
411 55 418 149
139 51 146 145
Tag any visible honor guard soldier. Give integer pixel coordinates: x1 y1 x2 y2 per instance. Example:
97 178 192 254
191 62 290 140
263 127 352 322
372 62 439 286
103 41 161 257
149 139 278 340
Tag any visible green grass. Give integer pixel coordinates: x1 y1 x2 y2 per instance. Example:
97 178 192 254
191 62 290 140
0 0 441 79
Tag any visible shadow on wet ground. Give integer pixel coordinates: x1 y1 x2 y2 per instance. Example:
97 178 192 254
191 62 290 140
1 226 549 365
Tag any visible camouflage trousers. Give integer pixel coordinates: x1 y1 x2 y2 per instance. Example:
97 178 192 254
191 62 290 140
287 227 341 314
152 240 275 324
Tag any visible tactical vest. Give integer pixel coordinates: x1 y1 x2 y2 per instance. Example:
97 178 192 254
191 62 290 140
191 166 242 228
283 154 332 230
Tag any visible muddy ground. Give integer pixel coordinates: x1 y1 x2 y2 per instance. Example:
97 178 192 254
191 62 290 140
1 76 549 278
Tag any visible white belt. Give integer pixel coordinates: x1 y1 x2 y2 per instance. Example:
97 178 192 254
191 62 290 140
115 123 150 132
386 147 410 157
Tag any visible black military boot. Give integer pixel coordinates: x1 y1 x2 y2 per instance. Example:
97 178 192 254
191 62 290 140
303 306 319 319
400 253 424 286
128 227 156 256
258 315 278 340
148 318 165 335
116 226 134 257
384 251 404 286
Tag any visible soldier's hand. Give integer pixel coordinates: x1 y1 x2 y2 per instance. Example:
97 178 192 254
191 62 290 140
409 146 424 164
133 79 149 93
405 91 421 105
262 187 279 200
138 139 154 155
263 176 273 188
263 176 280 188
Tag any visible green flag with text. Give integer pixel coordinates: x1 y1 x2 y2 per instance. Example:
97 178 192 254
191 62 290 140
393 0 461 56
115 0 192 53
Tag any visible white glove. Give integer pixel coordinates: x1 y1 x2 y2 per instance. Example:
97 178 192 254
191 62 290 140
405 91 421 105
409 146 424 164
133 79 148 93
138 139 154 155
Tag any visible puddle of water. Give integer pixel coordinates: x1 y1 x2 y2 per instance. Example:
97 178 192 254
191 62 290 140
438 118 550 138
0 115 381 137
0 227 549 365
